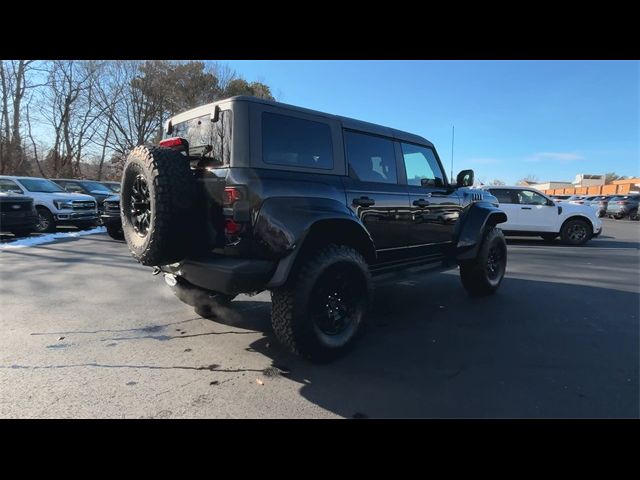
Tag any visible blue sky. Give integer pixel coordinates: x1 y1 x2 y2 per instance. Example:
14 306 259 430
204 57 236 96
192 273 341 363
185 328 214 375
225 60 639 184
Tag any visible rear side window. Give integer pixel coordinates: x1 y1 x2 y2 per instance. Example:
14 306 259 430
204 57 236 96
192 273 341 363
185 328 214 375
345 131 397 184
262 112 333 170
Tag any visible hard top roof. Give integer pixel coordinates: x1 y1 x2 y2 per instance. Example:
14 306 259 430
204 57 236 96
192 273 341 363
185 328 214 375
169 95 434 148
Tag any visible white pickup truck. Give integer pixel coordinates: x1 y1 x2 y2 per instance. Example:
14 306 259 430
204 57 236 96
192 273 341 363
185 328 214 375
481 185 602 245
0 176 98 233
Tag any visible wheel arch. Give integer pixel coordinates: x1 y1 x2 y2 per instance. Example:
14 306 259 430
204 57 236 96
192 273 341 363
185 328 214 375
454 201 507 261
560 214 594 234
265 216 376 289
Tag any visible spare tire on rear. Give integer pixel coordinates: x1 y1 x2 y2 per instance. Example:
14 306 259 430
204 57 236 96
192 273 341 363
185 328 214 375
121 145 198 266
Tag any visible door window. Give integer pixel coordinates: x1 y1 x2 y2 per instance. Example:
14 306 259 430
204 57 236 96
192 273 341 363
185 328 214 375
400 143 445 187
489 189 516 204
0 179 24 194
517 190 548 205
345 131 397 184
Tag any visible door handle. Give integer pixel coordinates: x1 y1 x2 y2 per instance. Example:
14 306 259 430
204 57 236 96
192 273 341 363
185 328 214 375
413 199 430 207
353 196 375 207
521 207 532 210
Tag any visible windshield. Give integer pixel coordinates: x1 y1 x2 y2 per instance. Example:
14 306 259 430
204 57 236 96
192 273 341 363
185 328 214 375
102 182 121 193
18 178 65 193
79 181 112 194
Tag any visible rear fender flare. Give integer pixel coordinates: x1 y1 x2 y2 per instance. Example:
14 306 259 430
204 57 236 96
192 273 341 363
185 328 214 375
253 197 376 288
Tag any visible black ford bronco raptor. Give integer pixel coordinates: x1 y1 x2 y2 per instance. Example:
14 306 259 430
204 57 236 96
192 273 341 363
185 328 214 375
120 96 507 361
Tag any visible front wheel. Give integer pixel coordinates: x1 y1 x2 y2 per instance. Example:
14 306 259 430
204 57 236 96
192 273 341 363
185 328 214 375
271 244 372 362
460 227 507 297
34 207 55 233
560 218 592 245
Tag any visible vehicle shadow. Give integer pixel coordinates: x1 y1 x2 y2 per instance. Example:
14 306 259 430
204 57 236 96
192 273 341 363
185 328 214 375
209 274 639 418
506 237 639 249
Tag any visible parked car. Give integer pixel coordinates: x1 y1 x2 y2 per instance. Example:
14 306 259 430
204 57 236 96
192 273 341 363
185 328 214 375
0 176 98 233
119 95 508 361
550 194 572 203
605 194 640 220
101 195 123 239
0 191 38 236
52 178 114 213
481 186 602 245
101 181 121 194
594 195 616 217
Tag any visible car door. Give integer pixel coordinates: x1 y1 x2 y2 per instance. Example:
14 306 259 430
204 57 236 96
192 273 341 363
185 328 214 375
514 189 559 232
399 141 461 251
341 130 411 251
488 188 522 231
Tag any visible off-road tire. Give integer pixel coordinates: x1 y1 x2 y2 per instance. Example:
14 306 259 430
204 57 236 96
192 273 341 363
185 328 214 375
460 227 507 297
121 145 198 266
271 244 373 362
35 207 55 233
106 223 124 240
560 217 592 245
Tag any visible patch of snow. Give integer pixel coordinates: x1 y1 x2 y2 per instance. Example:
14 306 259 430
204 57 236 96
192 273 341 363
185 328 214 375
0 226 107 251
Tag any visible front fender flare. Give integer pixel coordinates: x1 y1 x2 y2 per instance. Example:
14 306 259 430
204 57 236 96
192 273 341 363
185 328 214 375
453 201 507 261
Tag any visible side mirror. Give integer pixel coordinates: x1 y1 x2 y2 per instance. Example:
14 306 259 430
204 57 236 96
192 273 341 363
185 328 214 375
546 199 556 206
456 169 474 187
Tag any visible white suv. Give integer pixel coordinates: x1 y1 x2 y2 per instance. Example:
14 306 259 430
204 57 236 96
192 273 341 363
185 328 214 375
481 186 602 245
0 176 98 233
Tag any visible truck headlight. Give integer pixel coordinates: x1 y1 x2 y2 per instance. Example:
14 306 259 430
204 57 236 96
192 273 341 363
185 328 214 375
54 200 74 209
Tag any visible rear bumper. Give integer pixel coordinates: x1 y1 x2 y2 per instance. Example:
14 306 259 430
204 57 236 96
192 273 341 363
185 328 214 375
163 254 277 296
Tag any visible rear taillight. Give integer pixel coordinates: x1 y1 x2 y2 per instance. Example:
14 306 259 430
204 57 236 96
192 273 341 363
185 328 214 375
225 218 242 235
159 137 189 155
223 187 243 206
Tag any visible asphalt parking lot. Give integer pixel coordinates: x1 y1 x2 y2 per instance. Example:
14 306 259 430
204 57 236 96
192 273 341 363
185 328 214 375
0 218 638 418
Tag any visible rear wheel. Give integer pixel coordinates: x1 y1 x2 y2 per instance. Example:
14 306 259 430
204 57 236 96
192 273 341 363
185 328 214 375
34 207 55 233
460 227 507 297
560 218 592 245
121 145 199 266
271 244 372 362
106 223 124 240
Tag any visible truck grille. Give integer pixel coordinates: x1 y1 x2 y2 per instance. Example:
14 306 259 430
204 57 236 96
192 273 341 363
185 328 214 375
72 200 97 211
0 200 33 213
103 201 120 213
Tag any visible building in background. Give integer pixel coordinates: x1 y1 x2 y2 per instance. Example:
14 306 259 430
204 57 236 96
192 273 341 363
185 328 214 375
532 181 574 191
573 174 605 187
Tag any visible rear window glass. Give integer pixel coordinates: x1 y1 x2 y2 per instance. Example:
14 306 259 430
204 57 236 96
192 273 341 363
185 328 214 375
262 112 333 170
170 109 232 164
